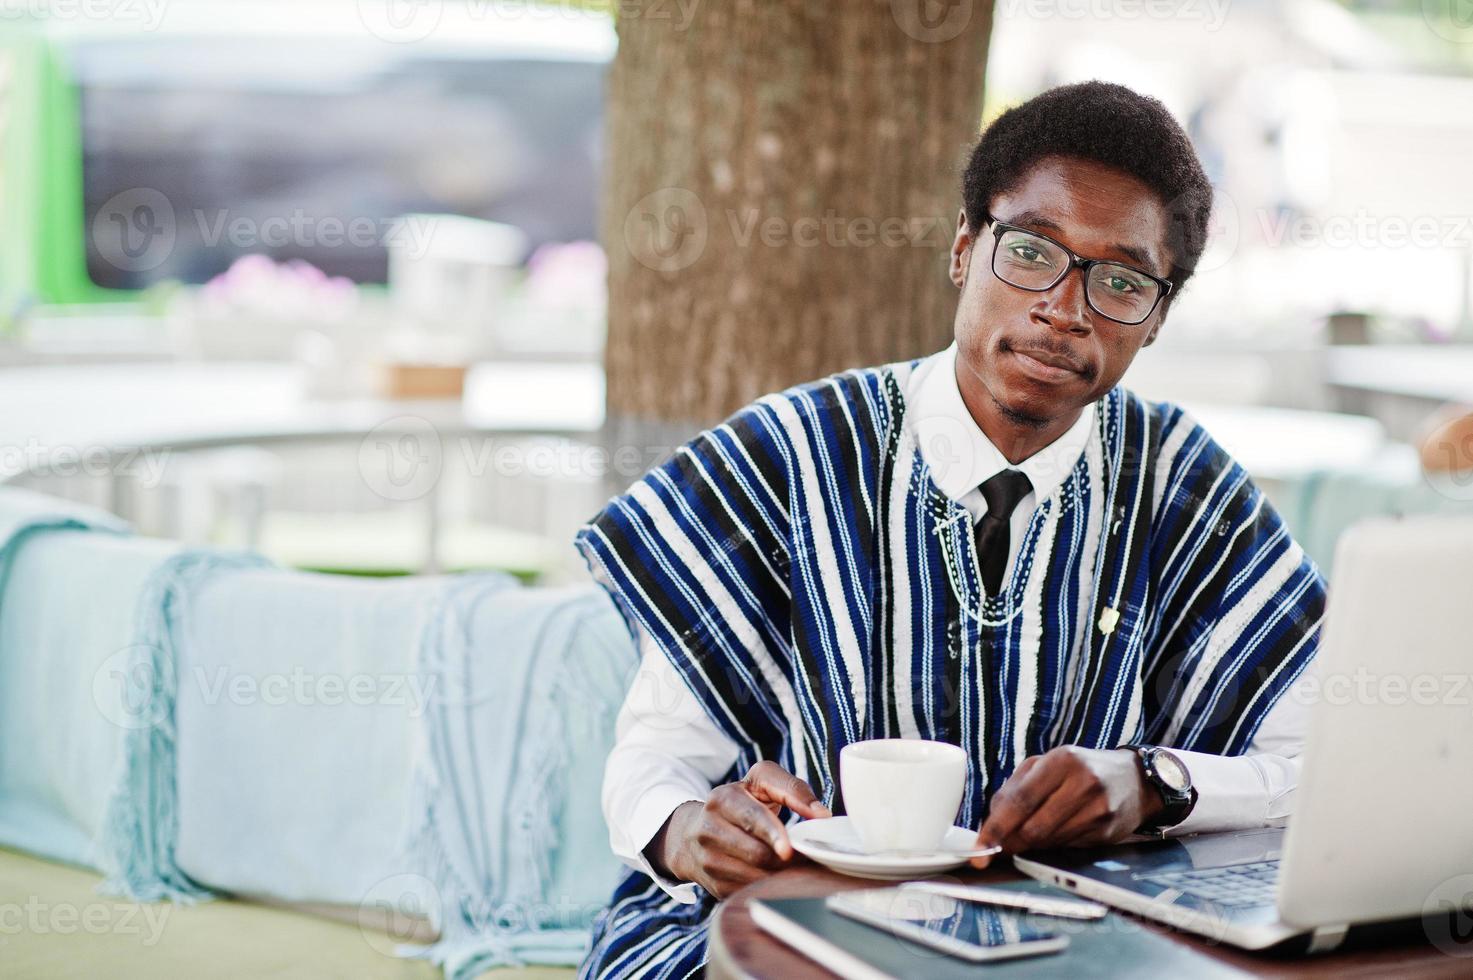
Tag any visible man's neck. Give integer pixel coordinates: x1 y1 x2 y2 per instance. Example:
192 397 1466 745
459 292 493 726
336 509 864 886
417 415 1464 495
954 357 1083 465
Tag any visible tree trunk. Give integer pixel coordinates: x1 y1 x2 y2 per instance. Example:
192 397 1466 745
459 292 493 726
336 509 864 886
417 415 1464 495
602 0 995 434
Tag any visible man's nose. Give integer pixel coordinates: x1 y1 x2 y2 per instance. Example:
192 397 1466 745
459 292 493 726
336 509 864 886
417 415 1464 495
1034 266 1092 333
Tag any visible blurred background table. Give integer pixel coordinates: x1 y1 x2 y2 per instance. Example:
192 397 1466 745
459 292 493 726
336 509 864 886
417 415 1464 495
0 359 606 579
0 359 605 483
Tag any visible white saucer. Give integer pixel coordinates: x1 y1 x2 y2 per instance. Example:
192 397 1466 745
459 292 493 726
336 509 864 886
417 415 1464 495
788 816 999 880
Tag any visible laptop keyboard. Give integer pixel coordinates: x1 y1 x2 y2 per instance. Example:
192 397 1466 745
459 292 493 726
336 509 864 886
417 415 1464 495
1137 860 1281 908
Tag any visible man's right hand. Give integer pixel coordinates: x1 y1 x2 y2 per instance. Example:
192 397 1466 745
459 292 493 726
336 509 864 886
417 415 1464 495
645 760 831 900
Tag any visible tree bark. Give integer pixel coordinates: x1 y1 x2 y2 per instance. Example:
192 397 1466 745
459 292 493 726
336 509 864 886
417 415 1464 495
602 0 995 432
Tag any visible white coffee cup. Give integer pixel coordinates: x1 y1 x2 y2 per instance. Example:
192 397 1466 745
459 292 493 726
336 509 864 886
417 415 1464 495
838 739 967 854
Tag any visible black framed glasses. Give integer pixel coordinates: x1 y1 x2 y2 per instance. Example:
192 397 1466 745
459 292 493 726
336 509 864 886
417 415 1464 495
983 215 1173 326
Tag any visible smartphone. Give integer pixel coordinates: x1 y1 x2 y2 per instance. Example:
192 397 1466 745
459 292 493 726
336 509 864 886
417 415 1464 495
826 887 1068 963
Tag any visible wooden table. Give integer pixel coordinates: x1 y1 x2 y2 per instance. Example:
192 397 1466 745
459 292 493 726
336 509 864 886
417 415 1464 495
706 861 1469 979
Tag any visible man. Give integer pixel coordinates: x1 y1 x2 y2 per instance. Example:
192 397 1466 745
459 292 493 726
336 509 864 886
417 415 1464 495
573 81 1323 978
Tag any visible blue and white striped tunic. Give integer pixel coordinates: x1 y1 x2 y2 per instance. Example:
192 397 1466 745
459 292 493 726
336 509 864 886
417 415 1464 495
572 358 1325 979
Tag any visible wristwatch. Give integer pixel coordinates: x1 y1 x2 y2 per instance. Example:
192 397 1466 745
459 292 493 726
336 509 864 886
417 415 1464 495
1124 744 1197 837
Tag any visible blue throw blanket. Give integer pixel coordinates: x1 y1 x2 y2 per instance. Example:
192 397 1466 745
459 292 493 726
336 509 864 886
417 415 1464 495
98 549 274 902
0 487 127 579
0 489 134 865
402 581 639 980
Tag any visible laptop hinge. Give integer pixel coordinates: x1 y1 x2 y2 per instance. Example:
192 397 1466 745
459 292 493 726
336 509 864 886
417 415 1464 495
1307 923 1349 953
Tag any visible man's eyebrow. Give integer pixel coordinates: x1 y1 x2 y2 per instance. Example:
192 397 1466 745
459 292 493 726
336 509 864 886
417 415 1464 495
1003 209 1065 234
998 209 1160 274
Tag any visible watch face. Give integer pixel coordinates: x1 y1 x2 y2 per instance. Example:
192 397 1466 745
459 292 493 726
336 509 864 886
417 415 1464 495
1153 750 1190 792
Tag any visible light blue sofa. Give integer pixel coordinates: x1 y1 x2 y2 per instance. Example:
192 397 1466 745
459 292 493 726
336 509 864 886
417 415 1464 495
0 487 637 980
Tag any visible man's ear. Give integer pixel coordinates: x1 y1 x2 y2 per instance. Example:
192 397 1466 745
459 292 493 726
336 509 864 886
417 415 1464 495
1142 313 1165 347
950 209 973 289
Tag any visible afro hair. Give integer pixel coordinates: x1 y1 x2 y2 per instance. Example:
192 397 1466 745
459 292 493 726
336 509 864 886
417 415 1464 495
961 80 1213 291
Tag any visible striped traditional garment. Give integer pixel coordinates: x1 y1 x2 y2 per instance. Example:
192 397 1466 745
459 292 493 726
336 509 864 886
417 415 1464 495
572 357 1325 979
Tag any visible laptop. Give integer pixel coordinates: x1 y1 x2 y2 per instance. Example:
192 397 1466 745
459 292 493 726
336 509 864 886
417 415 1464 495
1015 515 1473 954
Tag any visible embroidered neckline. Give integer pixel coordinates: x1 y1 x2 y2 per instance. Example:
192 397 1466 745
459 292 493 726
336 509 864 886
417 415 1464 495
880 360 1108 623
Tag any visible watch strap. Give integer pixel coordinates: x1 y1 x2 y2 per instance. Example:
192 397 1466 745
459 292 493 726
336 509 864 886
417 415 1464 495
1125 744 1196 834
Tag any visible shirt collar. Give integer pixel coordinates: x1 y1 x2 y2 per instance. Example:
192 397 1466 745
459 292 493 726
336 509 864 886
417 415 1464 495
908 340 1095 504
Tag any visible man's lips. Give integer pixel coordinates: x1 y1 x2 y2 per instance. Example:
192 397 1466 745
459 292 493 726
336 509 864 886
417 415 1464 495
1013 347 1081 372
1005 344 1087 382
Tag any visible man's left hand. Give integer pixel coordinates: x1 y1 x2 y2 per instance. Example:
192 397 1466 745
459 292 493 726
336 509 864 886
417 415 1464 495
969 746 1163 868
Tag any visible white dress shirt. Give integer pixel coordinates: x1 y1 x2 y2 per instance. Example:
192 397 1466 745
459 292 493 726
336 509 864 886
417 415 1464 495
600 342 1310 902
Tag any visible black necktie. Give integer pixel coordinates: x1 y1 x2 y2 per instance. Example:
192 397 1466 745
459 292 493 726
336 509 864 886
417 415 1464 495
974 469 1033 596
